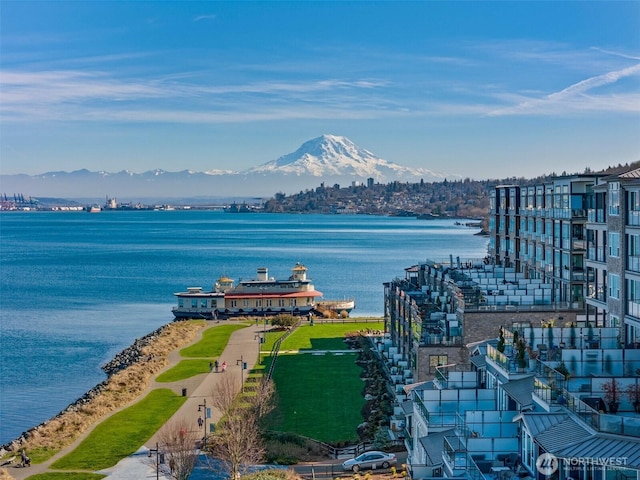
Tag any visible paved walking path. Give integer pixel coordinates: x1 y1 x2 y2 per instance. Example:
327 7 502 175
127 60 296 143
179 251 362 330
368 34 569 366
8 321 264 480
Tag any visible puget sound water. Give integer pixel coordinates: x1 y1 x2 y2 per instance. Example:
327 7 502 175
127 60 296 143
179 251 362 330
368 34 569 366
0 210 488 444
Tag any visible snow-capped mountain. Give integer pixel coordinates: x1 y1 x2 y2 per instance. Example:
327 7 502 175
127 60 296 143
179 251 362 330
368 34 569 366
1 135 451 199
245 134 444 183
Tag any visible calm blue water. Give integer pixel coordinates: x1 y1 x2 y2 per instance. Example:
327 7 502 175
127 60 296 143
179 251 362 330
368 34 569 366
0 210 488 444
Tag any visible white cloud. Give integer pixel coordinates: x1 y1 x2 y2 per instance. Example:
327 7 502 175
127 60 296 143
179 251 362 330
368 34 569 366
487 64 640 116
194 14 217 22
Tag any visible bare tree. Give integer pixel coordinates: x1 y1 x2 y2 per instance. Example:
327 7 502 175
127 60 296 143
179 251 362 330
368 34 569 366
249 377 277 419
209 407 265 479
210 371 241 412
157 417 199 480
206 373 275 479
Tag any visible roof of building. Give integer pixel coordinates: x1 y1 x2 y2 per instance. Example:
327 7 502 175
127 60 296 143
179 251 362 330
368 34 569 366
554 433 640 469
619 167 640 179
470 354 487 369
401 399 414 415
501 376 534 408
418 429 454 466
520 412 594 452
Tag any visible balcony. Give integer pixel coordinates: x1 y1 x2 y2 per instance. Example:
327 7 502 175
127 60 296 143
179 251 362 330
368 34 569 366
587 247 606 263
628 256 640 273
486 344 537 376
572 208 587 218
587 209 605 223
572 237 586 251
571 267 585 282
628 300 640 319
628 210 640 226
587 289 607 304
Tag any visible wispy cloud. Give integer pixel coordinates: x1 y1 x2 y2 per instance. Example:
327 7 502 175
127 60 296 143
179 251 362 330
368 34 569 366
0 68 399 123
194 14 216 22
487 64 640 116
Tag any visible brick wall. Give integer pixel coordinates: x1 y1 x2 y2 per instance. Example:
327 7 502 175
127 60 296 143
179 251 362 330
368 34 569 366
463 310 579 345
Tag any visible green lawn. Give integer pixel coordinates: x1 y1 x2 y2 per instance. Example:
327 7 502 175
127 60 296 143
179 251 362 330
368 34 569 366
51 389 186 471
180 323 246 358
156 358 212 382
261 320 384 443
264 353 364 444
280 321 383 351
25 474 106 480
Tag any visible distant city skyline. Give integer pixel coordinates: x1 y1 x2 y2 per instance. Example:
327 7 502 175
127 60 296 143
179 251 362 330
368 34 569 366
1 1 639 179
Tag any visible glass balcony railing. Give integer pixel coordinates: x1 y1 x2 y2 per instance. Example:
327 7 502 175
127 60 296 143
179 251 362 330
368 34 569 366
628 256 640 273
628 210 640 226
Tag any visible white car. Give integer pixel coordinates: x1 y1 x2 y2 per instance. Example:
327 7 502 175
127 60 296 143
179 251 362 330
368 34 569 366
342 451 397 472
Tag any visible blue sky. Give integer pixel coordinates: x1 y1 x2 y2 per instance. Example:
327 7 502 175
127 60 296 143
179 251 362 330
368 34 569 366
1 1 639 179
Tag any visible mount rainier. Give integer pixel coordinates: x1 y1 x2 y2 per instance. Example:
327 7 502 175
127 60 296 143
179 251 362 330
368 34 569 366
1 135 451 199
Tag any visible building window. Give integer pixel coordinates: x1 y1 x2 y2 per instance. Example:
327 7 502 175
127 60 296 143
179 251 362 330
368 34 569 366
627 279 640 318
201 299 207 308
628 190 640 225
609 182 620 216
429 355 448 373
609 232 620 257
609 274 620 299
191 299 198 308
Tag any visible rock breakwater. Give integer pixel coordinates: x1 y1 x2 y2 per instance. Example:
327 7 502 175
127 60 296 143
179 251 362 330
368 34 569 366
101 325 165 375
1 320 204 456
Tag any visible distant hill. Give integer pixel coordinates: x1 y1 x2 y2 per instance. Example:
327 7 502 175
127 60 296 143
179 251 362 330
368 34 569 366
0 135 454 199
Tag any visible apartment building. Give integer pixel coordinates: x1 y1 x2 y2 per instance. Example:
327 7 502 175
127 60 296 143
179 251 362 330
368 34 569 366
381 324 640 480
489 175 602 307
586 167 640 346
381 166 640 480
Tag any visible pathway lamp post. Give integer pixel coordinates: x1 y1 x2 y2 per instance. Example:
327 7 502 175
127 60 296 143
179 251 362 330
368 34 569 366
148 442 161 480
237 355 247 393
197 399 208 448
255 333 264 362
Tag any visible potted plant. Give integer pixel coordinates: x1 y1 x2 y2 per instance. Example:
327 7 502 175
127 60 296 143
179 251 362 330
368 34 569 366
626 383 640 413
601 378 622 414
516 340 527 372
527 346 539 370
569 323 577 348
497 328 505 353
555 361 570 381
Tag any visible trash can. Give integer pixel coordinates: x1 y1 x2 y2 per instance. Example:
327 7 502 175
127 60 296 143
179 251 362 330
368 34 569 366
182 388 187 397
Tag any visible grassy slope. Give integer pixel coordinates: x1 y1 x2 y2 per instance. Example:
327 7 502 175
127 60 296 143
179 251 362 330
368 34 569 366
264 321 383 443
51 389 185 471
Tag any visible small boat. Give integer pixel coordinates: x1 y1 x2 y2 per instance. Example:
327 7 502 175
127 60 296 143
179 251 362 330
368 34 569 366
88 205 101 213
316 299 356 314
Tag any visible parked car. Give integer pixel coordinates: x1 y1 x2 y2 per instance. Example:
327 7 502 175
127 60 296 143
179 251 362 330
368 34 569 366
342 451 397 472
